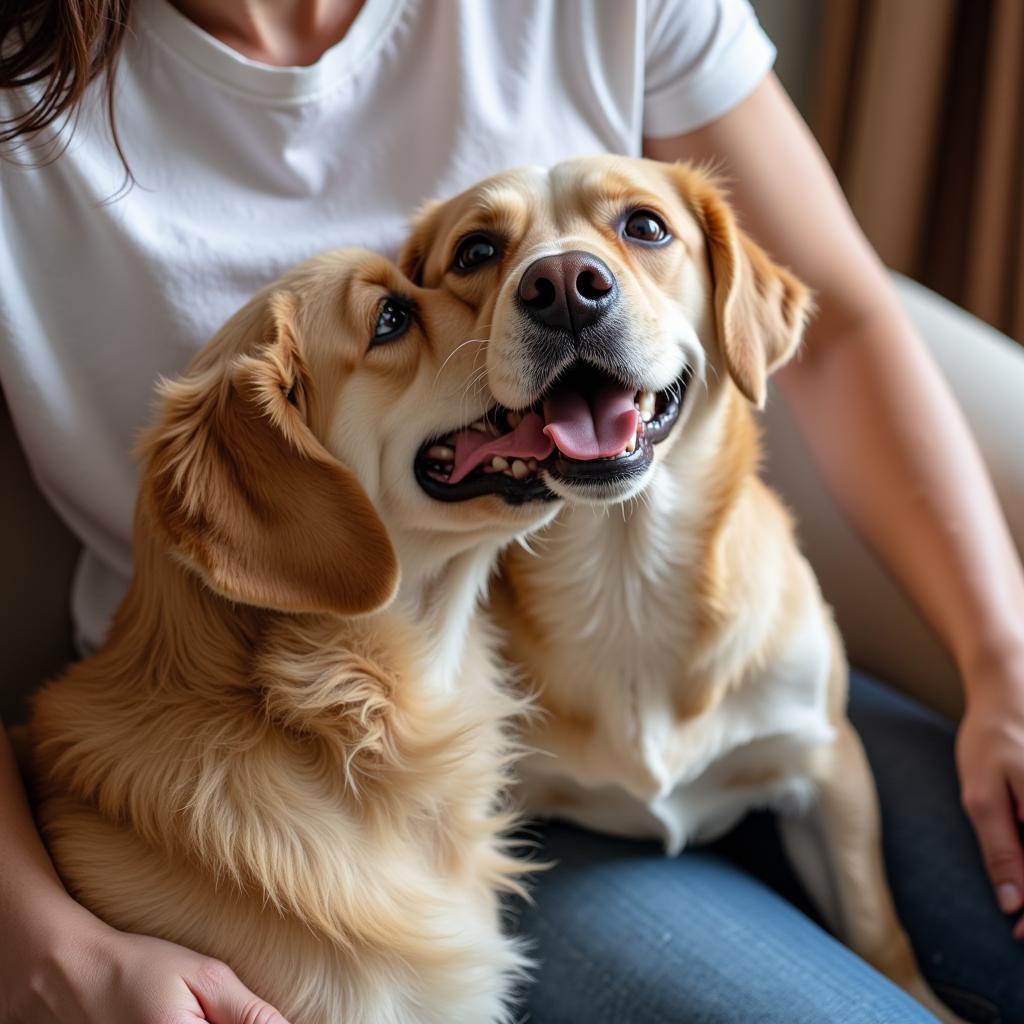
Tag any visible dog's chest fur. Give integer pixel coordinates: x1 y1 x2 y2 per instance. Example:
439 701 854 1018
31 555 527 1024
498 419 837 854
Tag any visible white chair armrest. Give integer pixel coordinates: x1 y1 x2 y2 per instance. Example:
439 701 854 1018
761 272 1024 720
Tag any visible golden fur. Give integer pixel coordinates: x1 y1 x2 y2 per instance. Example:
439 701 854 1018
404 156 963 1023
29 249 561 1024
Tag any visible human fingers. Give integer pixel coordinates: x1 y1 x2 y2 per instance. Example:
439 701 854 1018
962 773 1024 916
186 957 292 1024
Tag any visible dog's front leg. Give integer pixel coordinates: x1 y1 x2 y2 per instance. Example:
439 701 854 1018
778 718 966 1023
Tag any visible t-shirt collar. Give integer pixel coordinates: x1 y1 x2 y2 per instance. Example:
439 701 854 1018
134 0 406 102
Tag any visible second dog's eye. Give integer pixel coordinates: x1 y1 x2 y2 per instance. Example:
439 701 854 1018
623 210 670 244
453 234 499 272
373 298 412 344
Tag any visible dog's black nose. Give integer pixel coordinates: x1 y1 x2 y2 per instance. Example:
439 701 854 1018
518 251 617 333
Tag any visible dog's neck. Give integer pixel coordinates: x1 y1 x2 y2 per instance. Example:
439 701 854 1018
561 384 757 545
388 530 509 691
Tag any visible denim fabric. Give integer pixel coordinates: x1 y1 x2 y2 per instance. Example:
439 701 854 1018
509 671 1024 1023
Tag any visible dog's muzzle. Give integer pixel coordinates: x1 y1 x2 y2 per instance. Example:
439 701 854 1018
513 250 647 394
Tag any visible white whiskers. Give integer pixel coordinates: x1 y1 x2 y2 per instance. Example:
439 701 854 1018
433 337 487 389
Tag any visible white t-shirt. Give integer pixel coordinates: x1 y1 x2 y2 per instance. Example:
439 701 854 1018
0 0 775 653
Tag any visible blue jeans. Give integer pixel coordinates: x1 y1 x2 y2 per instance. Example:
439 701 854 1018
509 672 1024 1023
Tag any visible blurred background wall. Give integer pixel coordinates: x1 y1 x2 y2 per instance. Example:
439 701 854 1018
751 0 822 118
752 0 1024 348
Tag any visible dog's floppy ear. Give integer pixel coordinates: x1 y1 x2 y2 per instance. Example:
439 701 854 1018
141 291 400 616
675 167 812 408
399 199 445 286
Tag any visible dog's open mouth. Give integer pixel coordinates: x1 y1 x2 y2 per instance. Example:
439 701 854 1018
415 362 689 504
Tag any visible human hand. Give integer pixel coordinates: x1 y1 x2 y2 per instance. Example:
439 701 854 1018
3 900 292 1024
956 643 1024 939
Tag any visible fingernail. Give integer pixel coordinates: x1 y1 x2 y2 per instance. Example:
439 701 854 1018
997 883 1022 913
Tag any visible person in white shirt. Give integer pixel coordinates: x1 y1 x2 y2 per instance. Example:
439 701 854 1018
1 1 1022 1021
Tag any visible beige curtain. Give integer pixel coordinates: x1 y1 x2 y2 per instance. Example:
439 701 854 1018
815 0 1024 344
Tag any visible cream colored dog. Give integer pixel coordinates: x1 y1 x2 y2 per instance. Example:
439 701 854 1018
29 249 564 1024
402 156 963 1022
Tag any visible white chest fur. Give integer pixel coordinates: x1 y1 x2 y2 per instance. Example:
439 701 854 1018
512 456 837 855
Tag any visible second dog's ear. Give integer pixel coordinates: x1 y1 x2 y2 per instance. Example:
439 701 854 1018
141 291 400 617
672 166 812 408
399 199 445 286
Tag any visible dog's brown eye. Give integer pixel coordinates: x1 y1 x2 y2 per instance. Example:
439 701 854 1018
623 210 670 244
373 298 412 345
453 234 499 272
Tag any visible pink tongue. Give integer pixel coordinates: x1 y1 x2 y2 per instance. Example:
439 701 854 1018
542 382 639 460
448 411 554 484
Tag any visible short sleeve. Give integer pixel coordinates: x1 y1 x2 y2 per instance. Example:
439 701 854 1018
642 0 776 138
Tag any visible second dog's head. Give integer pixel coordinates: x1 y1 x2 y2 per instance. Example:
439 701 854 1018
402 156 812 505
139 248 560 619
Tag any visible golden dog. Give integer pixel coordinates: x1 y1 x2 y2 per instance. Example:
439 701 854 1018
401 156 962 1022
29 249 564 1024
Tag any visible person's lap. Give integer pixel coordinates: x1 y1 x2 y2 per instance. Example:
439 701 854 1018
509 671 1024 1023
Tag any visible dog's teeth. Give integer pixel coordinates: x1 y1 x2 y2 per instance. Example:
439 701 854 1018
625 435 636 454
471 418 489 432
506 411 522 428
527 458 538 471
638 391 655 421
491 456 509 471
511 459 529 480
427 444 455 461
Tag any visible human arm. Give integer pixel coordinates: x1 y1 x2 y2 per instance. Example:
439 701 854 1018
644 72 1024 933
0 722 293 1023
